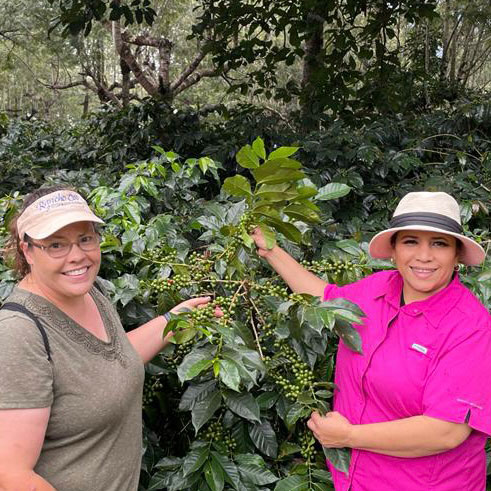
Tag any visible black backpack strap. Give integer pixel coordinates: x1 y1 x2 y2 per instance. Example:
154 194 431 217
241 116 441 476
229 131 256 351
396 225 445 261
1 302 52 361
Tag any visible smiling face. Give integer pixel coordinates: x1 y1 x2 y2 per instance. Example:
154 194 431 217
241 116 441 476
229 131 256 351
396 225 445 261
21 221 101 302
392 230 459 304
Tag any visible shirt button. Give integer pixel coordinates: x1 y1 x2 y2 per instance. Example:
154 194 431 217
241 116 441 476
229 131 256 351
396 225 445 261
413 309 419 314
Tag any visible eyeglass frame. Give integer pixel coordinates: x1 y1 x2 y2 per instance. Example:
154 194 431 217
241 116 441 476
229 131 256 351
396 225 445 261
25 232 102 259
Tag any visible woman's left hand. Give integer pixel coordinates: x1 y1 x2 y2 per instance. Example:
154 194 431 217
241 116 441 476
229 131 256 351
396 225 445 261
307 411 353 448
169 296 223 317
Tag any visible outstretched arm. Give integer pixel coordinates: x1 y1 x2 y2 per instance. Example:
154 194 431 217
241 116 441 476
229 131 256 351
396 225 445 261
127 296 220 364
307 410 472 458
251 228 327 297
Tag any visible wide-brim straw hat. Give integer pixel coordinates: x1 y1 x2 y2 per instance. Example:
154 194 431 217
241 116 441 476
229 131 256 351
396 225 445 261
369 191 486 266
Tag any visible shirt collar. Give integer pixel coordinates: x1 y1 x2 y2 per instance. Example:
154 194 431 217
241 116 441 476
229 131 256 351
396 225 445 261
373 270 464 328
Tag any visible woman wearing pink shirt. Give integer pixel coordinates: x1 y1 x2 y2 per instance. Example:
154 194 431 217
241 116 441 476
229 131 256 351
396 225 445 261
252 191 491 490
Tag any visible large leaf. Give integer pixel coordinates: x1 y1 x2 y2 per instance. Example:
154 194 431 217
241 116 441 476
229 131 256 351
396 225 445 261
256 168 306 185
222 175 252 197
335 239 363 256
252 137 266 160
237 463 279 486
323 447 351 474
211 452 242 491
204 459 225 491
178 347 215 383
223 391 261 423
248 420 278 457
191 390 222 433
268 146 300 159
333 318 363 354
300 305 335 332
218 359 241 391
263 217 303 243
283 203 320 223
258 223 276 249
316 182 351 201
274 475 309 491
236 144 260 168
182 445 209 477
322 297 366 317
179 380 217 411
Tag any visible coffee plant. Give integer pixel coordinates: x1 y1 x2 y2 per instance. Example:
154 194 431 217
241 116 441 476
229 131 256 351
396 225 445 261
0 137 488 490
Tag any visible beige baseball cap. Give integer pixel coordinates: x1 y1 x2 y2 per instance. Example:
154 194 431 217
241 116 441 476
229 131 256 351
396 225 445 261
17 190 105 240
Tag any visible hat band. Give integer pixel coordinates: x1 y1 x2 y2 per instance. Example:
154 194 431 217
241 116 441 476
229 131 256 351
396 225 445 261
390 212 462 234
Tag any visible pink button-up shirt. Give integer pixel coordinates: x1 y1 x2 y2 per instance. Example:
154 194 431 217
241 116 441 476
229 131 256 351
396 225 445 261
324 270 491 490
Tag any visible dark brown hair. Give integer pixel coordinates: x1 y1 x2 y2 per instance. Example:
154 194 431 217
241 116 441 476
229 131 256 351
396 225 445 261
3 185 74 277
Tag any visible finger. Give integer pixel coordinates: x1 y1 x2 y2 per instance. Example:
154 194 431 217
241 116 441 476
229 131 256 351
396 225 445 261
214 307 224 317
182 296 212 308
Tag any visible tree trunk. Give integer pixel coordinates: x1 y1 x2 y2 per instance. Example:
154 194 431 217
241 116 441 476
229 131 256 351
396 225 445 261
300 11 324 126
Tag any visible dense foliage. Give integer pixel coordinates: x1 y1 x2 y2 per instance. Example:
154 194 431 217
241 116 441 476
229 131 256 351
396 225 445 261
0 111 489 488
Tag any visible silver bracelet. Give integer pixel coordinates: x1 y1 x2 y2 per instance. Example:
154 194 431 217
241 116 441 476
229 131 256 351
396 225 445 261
163 311 172 322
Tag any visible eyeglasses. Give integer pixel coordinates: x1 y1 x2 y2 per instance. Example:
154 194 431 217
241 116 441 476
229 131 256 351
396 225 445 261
28 234 101 258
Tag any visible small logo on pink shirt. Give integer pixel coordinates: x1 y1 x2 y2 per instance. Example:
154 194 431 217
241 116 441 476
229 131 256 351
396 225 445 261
411 343 428 355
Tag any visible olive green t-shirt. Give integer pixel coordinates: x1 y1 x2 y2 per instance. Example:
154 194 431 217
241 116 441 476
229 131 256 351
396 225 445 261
0 286 145 491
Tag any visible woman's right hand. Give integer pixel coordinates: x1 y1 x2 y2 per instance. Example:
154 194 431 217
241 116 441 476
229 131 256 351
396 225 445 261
250 227 275 258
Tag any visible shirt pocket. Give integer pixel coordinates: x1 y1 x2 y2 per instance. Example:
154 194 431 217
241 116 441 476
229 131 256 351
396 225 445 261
406 342 434 383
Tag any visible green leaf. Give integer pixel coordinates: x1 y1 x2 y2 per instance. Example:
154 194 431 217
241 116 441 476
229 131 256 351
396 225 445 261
248 420 278 457
204 459 225 491
252 137 266 160
283 203 320 223
258 223 276 249
268 146 300 159
169 327 197 344
211 452 241 491
285 402 311 426
316 183 352 201
322 298 365 317
278 441 301 458
187 359 213 380
179 381 217 411
335 239 363 256
237 463 279 485
236 144 260 169
323 447 351 474
256 392 279 410
274 475 309 491
223 176 253 198
191 390 222 433
241 229 254 248
178 347 215 383
333 318 363 354
218 359 241 391
300 305 335 332
255 168 305 185
182 445 209 477
263 217 302 243
223 392 261 423
255 183 297 202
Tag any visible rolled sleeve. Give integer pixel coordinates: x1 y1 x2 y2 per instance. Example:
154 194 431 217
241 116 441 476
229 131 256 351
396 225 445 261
0 314 54 409
422 325 491 435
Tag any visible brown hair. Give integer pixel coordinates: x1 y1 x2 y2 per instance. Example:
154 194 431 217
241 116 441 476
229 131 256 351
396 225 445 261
3 185 74 277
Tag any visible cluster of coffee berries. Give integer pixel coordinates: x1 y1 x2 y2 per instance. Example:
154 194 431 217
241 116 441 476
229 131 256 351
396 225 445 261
200 420 237 453
299 430 316 462
253 281 289 299
269 342 315 401
163 340 194 368
142 375 164 407
304 258 356 276
143 248 177 264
